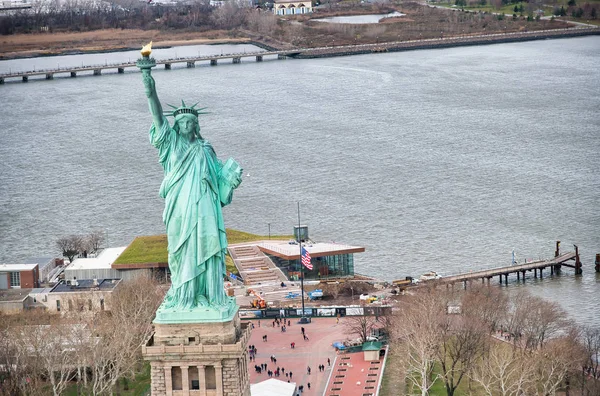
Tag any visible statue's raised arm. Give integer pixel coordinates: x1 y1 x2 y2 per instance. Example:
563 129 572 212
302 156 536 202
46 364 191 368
136 42 165 131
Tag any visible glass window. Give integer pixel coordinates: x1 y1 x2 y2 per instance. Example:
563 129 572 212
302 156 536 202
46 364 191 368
56 300 61 312
10 272 20 287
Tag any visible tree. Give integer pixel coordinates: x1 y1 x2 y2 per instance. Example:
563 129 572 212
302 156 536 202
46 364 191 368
84 275 165 395
393 286 446 396
344 315 378 344
469 343 536 396
436 301 489 396
461 284 508 334
56 234 84 263
534 329 585 396
85 230 106 253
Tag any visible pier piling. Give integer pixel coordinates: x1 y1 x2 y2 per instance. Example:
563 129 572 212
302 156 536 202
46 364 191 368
595 254 600 272
22 76 28 82
574 245 582 274
233 57 241 64
93 69 101 76
210 59 217 66
187 61 195 68
45 73 53 80
118 68 124 74
165 64 171 70
70 72 76 78
256 55 263 62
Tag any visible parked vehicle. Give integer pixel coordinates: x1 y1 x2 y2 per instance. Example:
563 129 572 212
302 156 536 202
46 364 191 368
419 271 442 281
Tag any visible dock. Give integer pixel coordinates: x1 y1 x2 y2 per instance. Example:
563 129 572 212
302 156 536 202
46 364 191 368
439 243 582 287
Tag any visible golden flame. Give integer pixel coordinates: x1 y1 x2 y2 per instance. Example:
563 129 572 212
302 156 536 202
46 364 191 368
141 41 153 57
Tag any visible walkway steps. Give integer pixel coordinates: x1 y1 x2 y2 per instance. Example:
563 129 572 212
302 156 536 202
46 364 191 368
228 243 288 286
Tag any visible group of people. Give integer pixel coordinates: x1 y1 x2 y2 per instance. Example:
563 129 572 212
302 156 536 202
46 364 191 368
251 323 334 393
248 345 258 361
273 318 291 327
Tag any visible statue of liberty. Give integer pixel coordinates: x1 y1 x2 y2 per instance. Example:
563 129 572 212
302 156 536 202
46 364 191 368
137 43 242 313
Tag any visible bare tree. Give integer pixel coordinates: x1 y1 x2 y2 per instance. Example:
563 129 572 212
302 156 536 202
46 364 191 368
461 283 508 333
469 343 536 396
84 275 165 395
436 309 488 396
534 330 585 396
85 230 106 253
580 325 600 395
344 315 378 343
56 234 84 263
504 290 566 351
17 320 78 396
393 286 446 396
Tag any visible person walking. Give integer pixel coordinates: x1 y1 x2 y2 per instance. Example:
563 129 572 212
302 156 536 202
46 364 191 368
307 366 311 375
307 382 311 390
301 327 305 335
327 357 331 366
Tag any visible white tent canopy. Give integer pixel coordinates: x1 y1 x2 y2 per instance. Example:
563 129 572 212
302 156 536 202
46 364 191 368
251 378 297 396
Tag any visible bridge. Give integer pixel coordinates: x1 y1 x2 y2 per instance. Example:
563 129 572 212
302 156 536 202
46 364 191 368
0 49 303 83
1 26 597 84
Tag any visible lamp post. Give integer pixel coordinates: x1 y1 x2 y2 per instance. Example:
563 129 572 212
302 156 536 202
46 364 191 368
268 223 271 240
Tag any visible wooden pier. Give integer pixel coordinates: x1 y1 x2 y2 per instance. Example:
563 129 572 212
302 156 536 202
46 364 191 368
439 243 582 287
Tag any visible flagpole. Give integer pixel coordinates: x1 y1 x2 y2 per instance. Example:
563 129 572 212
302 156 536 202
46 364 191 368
298 201 307 324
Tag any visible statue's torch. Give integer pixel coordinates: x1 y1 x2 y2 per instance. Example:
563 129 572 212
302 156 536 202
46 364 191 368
136 41 156 73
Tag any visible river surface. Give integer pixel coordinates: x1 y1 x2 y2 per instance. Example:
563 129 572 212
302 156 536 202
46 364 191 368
0 37 598 324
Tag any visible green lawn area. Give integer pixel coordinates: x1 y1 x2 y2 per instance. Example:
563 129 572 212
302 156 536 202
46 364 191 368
113 229 292 275
380 344 480 396
63 362 151 396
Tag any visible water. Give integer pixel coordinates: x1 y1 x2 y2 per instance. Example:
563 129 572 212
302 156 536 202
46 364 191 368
0 37 598 324
312 11 405 24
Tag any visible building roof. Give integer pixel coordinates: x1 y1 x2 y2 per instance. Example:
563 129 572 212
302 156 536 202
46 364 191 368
0 263 38 272
250 378 296 396
362 341 383 351
0 288 32 302
50 279 121 293
66 247 127 271
258 241 365 260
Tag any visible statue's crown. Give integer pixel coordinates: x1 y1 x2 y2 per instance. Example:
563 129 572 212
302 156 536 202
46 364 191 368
165 100 208 118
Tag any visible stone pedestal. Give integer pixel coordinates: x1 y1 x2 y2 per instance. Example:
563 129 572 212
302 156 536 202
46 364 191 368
143 315 251 396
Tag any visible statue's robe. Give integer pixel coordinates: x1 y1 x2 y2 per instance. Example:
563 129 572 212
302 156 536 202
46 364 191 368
150 118 236 309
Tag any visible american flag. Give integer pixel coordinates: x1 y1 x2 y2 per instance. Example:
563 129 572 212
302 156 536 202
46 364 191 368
301 247 313 270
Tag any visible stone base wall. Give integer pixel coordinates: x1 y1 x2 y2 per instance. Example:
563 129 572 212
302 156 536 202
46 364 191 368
154 315 241 346
151 362 167 395
144 320 250 396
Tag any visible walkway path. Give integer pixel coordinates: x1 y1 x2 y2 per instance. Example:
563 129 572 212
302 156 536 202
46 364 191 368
247 317 347 395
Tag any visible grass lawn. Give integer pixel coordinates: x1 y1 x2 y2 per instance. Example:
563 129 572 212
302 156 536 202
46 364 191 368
63 362 151 396
113 229 292 275
380 343 482 396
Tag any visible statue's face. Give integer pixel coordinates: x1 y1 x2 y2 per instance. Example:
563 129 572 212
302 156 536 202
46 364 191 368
177 115 198 140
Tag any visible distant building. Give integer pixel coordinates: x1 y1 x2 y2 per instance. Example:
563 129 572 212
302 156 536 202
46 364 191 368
0 288 34 313
272 0 312 15
30 278 122 314
0 263 39 289
64 246 154 282
24 257 60 283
